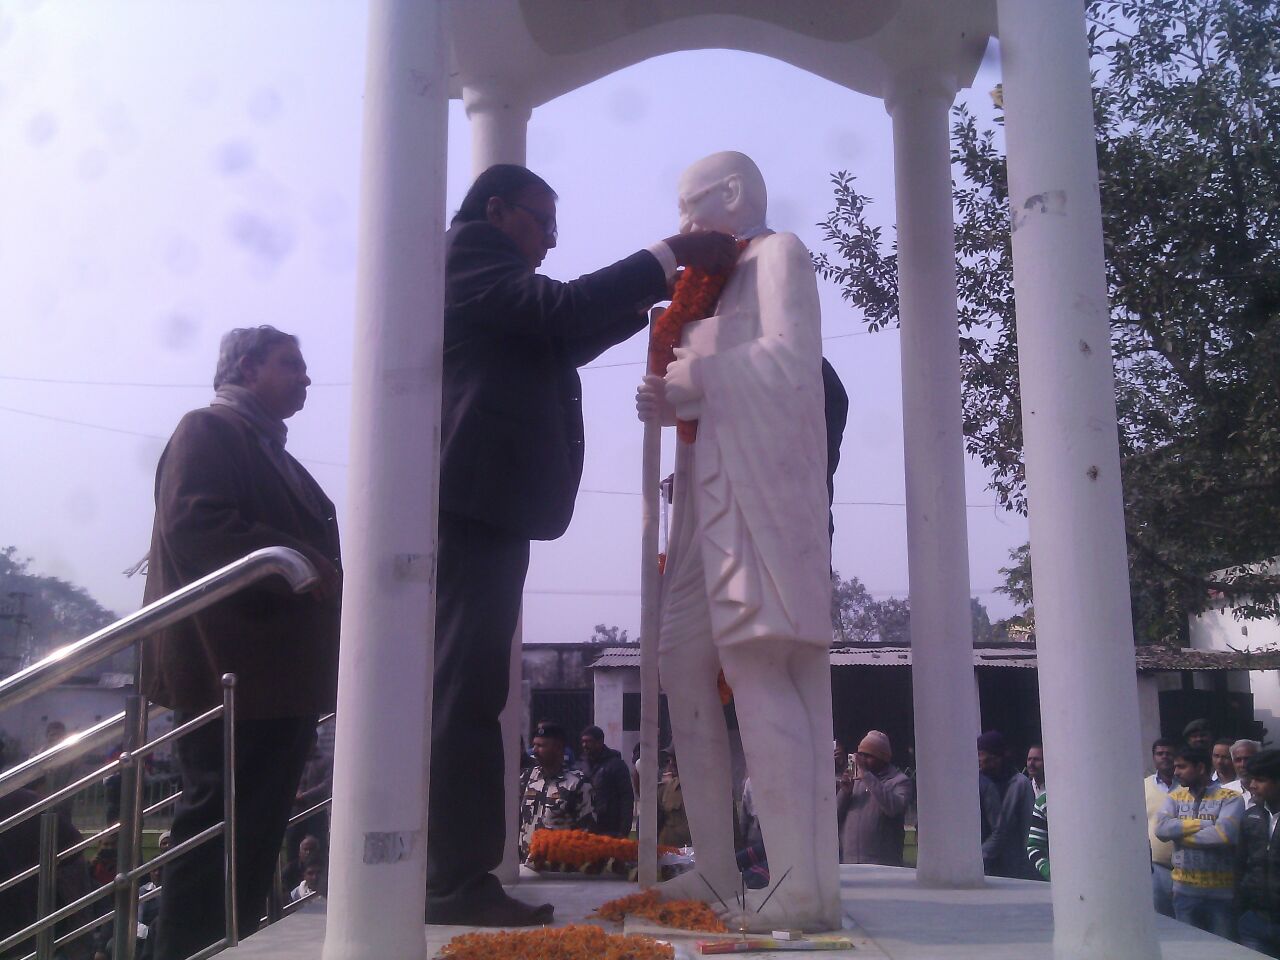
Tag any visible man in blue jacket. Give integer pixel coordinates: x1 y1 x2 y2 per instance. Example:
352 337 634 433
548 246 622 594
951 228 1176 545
424 164 736 927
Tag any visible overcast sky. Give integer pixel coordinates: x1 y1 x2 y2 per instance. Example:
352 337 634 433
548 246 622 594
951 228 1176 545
0 1 1026 643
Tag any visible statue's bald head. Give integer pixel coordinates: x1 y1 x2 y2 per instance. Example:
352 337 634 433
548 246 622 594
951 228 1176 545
677 151 767 235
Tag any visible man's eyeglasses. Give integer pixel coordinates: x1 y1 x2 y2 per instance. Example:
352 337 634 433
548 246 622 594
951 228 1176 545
508 201 557 242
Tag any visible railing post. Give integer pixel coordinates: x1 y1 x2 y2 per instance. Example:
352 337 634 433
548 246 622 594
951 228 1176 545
36 811 57 960
113 695 144 960
267 858 285 924
222 673 239 948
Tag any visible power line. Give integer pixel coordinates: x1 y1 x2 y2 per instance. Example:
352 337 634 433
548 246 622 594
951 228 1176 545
580 486 1002 510
524 585 1005 598
0 405 1010 508
0 330 876 388
0 374 350 388
0 404 1010 507
0 403 346 469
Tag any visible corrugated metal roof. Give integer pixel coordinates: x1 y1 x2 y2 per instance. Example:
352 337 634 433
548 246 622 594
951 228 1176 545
588 647 643 669
587 644 1280 672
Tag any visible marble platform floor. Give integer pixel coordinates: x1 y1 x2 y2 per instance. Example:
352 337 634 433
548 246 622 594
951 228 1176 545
223 864 1267 959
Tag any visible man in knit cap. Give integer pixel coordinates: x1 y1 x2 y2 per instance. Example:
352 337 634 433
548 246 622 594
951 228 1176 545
1237 749 1280 955
836 730 914 866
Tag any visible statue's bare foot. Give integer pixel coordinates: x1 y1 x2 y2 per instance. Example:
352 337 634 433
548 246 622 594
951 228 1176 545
656 867 740 908
715 887 838 934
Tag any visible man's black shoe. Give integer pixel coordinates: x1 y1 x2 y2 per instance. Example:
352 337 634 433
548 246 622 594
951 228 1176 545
424 890 554 927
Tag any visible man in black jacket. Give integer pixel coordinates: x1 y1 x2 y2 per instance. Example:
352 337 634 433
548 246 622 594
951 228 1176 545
576 725 635 838
425 164 736 927
1237 749 1280 956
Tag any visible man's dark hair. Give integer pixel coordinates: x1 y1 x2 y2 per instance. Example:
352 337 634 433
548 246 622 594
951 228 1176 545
213 325 298 389
1214 737 1234 748
1176 747 1211 768
1027 742 1043 753
452 164 556 225
581 725 604 741
1151 737 1177 753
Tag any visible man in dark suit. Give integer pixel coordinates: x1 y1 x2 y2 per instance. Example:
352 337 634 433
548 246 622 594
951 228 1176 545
143 326 341 959
426 164 736 926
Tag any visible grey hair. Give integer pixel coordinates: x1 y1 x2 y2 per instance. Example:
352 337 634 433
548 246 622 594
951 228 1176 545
213 325 298 389
1233 739 1262 754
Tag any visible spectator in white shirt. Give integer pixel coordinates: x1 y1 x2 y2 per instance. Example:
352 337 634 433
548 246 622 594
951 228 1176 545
1224 739 1261 808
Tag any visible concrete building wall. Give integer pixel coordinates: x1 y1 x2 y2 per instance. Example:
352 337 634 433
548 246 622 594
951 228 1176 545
521 644 596 689
593 667 640 762
1136 675 1162 776
1191 607 1280 744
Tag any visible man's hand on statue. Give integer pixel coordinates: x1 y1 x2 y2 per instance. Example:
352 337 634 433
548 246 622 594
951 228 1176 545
664 230 738 273
636 374 676 426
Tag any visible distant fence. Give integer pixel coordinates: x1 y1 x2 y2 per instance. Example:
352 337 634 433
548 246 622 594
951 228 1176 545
70 774 182 831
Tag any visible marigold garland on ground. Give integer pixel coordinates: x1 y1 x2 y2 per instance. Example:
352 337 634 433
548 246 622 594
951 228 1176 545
593 889 730 933
438 924 673 960
527 829 678 872
647 240 749 444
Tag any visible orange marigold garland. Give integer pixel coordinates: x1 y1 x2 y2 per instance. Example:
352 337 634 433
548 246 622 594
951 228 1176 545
647 240 749 444
526 829 679 875
439 924 673 960
716 669 733 706
593 889 730 933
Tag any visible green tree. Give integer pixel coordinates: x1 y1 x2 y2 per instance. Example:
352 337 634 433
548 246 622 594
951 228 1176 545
830 571 881 643
0 546 119 670
831 569 995 645
817 0 1280 644
588 623 629 645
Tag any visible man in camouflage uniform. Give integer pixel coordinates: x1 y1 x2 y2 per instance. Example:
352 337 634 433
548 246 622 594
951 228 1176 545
518 722 595 861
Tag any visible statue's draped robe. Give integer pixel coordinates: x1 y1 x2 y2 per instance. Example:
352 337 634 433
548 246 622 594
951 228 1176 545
660 231 832 652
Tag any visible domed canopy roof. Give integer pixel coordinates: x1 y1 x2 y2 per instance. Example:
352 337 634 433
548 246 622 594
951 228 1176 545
446 0 996 106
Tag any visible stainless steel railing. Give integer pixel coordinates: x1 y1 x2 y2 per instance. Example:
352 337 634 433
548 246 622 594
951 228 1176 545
0 546 317 960
0 546 317 714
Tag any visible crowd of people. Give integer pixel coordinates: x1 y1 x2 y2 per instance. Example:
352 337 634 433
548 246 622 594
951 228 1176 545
1142 718 1280 955
514 712 1280 959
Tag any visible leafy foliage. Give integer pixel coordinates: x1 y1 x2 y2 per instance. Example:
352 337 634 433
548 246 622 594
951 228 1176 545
0 546 118 668
830 569 997 644
589 623 630 645
816 0 1280 643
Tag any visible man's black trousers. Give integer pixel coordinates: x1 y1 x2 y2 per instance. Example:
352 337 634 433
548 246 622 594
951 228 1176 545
150 713 315 960
426 511 529 909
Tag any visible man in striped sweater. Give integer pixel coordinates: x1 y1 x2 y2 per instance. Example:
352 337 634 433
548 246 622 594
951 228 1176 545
1154 746 1245 939
1026 792 1050 880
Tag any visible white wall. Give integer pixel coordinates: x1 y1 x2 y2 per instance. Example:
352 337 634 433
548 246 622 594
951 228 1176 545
1191 606 1280 745
593 667 640 761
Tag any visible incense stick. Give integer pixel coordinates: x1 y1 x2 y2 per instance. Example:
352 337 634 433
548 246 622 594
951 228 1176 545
755 865 793 913
696 871 733 914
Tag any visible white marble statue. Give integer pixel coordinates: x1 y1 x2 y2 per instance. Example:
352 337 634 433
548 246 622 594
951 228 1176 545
636 151 839 932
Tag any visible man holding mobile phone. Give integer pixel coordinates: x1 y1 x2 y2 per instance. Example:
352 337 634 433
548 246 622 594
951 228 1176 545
836 731 914 866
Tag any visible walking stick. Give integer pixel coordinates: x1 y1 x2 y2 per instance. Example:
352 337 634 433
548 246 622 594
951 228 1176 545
638 306 664 888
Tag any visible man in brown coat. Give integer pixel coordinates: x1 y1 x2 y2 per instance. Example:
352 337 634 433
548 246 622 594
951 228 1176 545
143 326 341 960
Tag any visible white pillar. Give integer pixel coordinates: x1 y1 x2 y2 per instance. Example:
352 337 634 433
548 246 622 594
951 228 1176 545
464 87 531 172
322 2 447 957
998 1 1160 957
886 77 985 888
463 85 532 884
